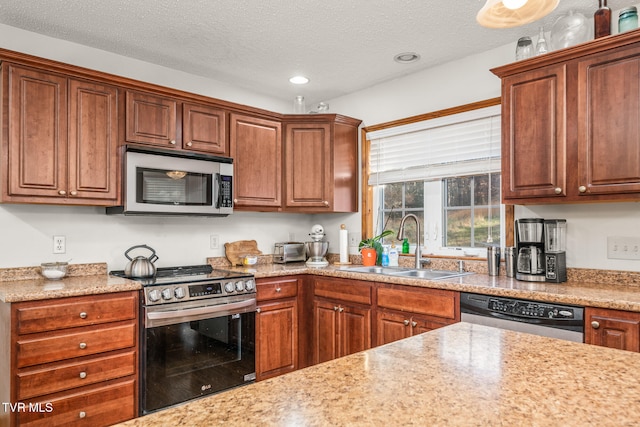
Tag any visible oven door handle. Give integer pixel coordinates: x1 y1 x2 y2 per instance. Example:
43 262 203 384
147 298 256 322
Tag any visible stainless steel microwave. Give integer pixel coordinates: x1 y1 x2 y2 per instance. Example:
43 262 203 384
107 147 233 216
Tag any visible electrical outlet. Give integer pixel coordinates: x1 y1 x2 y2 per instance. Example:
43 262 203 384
348 232 361 247
53 235 66 254
210 234 220 249
288 232 296 242
607 236 640 260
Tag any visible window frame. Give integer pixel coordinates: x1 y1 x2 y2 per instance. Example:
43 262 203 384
361 98 514 254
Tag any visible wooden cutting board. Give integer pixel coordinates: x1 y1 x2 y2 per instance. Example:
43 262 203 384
224 240 263 266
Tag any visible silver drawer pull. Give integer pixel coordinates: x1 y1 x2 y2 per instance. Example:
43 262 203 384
403 320 410 326
79 371 87 379
411 321 417 327
79 411 86 419
79 312 87 319
591 321 600 329
275 287 282 293
79 342 87 349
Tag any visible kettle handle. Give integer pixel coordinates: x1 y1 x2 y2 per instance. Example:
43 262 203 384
124 244 158 261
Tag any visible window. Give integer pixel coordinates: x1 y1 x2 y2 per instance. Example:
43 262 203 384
365 101 507 255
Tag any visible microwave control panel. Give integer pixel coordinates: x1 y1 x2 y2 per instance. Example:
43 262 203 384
218 174 233 208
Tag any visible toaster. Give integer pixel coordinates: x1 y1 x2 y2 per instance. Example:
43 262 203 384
273 242 306 263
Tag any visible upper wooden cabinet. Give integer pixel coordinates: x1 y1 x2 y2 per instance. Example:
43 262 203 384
283 115 361 213
493 31 640 204
125 90 227 155
2 64 119 205
230 113 282 209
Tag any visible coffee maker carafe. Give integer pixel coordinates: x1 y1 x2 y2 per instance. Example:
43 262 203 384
515 218 546 282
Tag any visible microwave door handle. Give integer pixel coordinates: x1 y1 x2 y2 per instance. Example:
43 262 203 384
215 173 222 209
147 298 256 322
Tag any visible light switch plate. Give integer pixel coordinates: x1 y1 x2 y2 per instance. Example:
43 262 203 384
607 236 640 260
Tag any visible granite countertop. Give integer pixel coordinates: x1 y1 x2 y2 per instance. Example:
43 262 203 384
225 262 640 312
0 263 141 303
115 322 640 426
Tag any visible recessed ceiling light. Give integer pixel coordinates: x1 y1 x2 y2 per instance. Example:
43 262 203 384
393 52 421 64
289 75 309 84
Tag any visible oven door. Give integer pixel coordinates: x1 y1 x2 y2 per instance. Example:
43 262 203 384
141 296 256 414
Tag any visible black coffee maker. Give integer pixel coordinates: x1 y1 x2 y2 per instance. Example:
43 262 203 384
515 218 567 283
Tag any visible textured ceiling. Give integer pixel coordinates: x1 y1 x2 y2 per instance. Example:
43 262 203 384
0 0 630 107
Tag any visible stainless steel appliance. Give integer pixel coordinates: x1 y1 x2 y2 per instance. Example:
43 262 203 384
123 244 158 278
107 146 234 216
460 292 584 342
110 265 256 415
544 219 567 283
273 242 306 263
305 224 329 267
515 218 546 282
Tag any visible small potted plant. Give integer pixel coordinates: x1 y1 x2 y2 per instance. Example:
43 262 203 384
359 230 394 266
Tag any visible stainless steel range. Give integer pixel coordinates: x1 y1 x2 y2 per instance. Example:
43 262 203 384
110 264 256 415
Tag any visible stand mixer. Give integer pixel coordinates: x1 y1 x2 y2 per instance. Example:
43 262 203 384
305 224 329 267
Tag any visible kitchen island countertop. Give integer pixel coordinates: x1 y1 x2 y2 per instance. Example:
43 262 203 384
115 322 640 426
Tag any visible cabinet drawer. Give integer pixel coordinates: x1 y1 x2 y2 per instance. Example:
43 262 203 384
314 278 372 305
17 378 136 427
257 278 298 301
377 286 458 320
16 322 136 368
17 350 136 400
16 292 137 334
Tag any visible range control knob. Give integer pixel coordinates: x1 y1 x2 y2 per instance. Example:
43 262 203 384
147 289 161 303
174 287 186 299
235 281 245 292
161 288 173 300
245 279 255 291
224 282 235 293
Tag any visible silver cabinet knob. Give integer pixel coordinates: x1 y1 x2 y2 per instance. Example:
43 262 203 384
79 342 87 349
79 371 87 379
275 287 282 293
58 190 66 196
403 320 410 326
579 186 587 193
338 307 344 312
554 187 562 194
79 411 86 419
169 140 176 145
256 307 261 314
591 321 600 329
323 201 329 206
411 321 417 327
334 306 339 311
233 199 238 203
79 312 87 319
70 190 78 196
187 141 193 147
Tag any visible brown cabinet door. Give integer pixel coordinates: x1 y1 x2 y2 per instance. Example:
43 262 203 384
6 64 68 198
313 299 339 364
182 103 227 155
284 123 332 210
376 310 411 346
229 114 282 208
339 304 371 357
586 307 640 352
256 299 298 381
577 45 640 196
68 79 118 203
125 90 178 147
501 63 567 201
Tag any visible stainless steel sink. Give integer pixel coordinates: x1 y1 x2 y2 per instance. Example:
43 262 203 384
341 266 473 280
390 269 474 280
342 266 415 275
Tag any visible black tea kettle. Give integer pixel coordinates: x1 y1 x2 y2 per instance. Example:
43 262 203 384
124 244 159 278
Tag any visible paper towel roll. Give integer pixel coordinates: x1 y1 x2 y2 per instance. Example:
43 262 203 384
339 224 349 263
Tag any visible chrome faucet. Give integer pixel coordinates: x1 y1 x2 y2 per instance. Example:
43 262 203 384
397 214 428 269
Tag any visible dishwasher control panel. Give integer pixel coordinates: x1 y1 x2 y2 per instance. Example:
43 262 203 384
489 298 575 319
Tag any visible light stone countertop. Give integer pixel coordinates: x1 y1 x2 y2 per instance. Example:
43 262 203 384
114 322 640 427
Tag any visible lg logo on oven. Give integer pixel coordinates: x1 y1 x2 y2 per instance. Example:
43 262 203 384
201 384 212 392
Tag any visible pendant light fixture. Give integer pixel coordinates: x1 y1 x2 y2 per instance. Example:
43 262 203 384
477 0 559 28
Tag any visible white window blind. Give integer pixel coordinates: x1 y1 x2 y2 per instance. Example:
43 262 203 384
366 105 501 185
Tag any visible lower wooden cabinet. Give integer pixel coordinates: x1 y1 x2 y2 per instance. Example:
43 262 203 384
2 291 139 427
376 285 460 346
585 307 640 352
313 278 372 364
255 277 300 380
